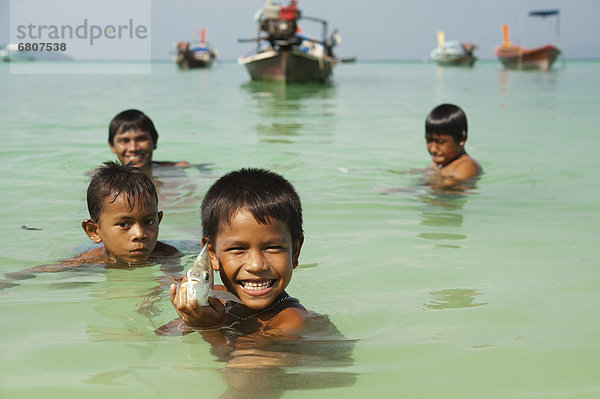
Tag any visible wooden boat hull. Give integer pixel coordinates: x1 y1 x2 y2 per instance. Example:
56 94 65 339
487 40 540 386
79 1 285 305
434 54 476 67
174 42 216 69
175 52 214 69
238 49 335 83
176 57 213 69
494 44 560 70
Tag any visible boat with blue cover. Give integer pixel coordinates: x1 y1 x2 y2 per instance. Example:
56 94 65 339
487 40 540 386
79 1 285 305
494 9 561 70
175 28 218 69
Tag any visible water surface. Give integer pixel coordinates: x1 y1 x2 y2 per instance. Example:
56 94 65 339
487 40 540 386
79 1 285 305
1 60 599 398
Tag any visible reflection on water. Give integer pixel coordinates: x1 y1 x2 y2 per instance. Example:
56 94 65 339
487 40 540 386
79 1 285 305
420 211 463 227
497 67 561 99
86 249 185 341
213 314 356 399
418 190 469 248
240 81 336 144
434 66 445 103
150 164 212 212
426 288 487 310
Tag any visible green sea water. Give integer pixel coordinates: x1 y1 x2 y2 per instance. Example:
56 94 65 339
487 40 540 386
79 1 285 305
1 60 599 398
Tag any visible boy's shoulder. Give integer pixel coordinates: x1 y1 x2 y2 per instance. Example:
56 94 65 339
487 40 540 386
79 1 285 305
262 306 308 335
226 294 308 335
441 154 481 180
69 246 107 265
153 241 181 257
68 241 180 266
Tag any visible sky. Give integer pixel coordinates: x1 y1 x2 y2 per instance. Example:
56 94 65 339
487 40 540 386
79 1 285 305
1 0 599 61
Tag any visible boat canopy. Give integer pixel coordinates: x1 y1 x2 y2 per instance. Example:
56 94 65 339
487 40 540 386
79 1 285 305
529 9 559 17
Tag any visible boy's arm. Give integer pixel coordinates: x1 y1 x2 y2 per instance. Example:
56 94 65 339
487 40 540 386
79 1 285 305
428 157 481 188
153 161 190 168
0 251 100 290
0 263 69 289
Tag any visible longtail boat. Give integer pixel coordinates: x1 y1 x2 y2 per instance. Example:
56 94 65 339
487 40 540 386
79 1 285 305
494 9 561 70
430 31 477 67
175 28 218 69
237 0 341 83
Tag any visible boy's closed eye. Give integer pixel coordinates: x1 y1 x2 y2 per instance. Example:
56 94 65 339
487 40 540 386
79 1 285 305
264 245 285 253
226 247 246 254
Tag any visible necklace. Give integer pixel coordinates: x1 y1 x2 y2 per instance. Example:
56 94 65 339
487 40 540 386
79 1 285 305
226 295 298 321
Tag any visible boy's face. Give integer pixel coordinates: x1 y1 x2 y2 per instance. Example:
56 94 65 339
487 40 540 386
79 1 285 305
426 133 465 167
206 207 303 310
83 193 162 264
109 128 154 173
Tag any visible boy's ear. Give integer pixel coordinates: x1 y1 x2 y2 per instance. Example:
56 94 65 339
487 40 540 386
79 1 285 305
82 219 102 243
108 142 117 154
202 237 220 271
459 132 467 146
292 235 304 269
158 211 163 224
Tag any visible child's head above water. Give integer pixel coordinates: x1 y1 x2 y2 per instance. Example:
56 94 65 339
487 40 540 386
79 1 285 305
83 161 163 264
425 103 468 143
108 109 159 173
201 168 304 310
201 168 303 247
425 103 471 169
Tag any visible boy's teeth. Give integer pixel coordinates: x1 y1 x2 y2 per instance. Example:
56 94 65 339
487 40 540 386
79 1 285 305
242 280 273 290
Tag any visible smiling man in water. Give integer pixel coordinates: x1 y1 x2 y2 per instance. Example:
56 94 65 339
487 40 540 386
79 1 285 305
108 109 189 176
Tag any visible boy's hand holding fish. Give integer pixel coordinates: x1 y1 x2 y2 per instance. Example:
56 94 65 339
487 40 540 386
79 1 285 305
170 245 240 328
169 280 225 328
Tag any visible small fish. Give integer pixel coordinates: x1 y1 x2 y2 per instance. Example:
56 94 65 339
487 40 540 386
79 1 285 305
182 245 241 306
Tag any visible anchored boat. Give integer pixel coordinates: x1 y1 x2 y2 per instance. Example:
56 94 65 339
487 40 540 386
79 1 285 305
494 9 561 70
174 28 218 69
237 0 341 83
430 31 477 67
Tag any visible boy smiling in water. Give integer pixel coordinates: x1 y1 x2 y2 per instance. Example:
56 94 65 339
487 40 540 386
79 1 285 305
167 168 306 335
425 104 481 186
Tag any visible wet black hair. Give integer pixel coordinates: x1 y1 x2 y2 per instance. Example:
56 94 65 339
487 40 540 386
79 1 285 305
425 104 468 143
108 109 158 148
201 168 303 247
87 161 158 221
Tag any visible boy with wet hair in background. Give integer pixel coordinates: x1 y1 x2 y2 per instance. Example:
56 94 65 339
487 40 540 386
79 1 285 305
425 103 481 187
108 109 189 176
164 167 307 336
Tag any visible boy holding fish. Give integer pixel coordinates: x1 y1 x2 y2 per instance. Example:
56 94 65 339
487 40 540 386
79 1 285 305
163 167 307 336
425 104 482 187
